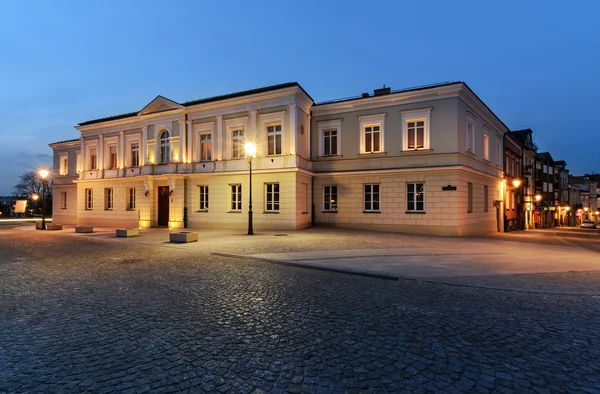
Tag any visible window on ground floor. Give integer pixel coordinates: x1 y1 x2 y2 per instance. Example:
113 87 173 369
407 183 424 212
85 189 93 210
230 184 242 211
105 188 113 210
265 183 280 212
60 192 67 209
127 188 136 210
364 184 380 212
468 182 473 213
324 185 338 212
199 185 209 211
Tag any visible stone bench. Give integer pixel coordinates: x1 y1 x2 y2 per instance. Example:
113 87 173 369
47 224 63 230
75 226 94 233
116 228 139 237
169 231 198 243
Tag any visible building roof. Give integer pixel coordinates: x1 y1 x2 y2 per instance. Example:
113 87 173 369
537 152 554 163
49 138 80 146
77 82 312 127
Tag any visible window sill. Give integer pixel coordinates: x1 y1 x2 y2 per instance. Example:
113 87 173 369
126 208 136 211
465 151 476 157
322 210 338 213
401 148 432 153
363 211 381 214
359 152 387 157
263 211 280 214
405 211 426 214
318 155 343 160
301 212 308 215
196 209 209 213
227 211 242 213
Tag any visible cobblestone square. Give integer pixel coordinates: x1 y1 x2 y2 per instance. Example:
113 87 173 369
2 226 600 393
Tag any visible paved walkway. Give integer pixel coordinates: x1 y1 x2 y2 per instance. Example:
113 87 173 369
19 224 600 294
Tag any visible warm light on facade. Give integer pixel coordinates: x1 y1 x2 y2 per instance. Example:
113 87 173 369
512 179 521 188
244 142 257 157
584 207 589 212
535 194 542 202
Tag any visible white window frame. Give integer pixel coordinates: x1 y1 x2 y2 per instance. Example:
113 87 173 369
59 153 68 175
194 122 215 162
401 108 431 151
359 114 385 154
225 117 248 160
127 188 136 210
105 188 113 210
266 124 283 156
76 151 81 173
265 183 280 212
364 184 381 212
317 119 342 157
260 111 286 157
159 130 171 164
60 191 67 209
85 189 93 210
483 131 490 161
130 143 140 167
198 185 209 211
108 145 118 169
467 115 475 154
323 185 338 212
230 184 242 211
406 183 425 213
496 135 502 167
89 147 98 170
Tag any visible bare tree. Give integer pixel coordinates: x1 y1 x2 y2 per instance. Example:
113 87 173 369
13 171 53 214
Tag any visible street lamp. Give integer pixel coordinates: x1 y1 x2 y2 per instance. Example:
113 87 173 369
38 168 49 230
32 194 39 215
244 142 257 235
512 179 522 188
535 194 542 202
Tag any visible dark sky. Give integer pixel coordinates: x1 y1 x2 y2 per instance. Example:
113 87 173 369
1 0 599 194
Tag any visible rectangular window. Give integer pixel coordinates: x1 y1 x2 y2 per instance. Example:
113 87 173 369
324 185 338 211
90 148 97 170
467 122 474 153
265 183 280 212
131 143 139 167
407 120 425 149
85 189 93 210
364 184 380 212
363 125 381 153
199 185 209 210
484 185 489 212
200 134 212 161
60 192 67 209
60 155 68 175
230 184 242 211
323 129 338 156
407 183 425 212
512 191 516 210
127 188 136 210
105 188 113 210
109 145 117 169
496 138 502 166
483 134 489 161
467 182 473 213
231 129 244 159
267 125 282 156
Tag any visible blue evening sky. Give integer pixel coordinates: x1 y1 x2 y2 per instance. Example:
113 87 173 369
1 0 598 194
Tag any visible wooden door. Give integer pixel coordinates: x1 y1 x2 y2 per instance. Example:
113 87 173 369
158 186 170 227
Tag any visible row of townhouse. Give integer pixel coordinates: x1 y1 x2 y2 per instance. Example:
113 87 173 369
48 81 544 236
503 129 598 230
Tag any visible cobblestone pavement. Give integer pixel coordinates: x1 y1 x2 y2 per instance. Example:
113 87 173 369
2 228 600 393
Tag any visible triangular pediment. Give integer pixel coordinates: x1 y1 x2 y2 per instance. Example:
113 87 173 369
139 95 182 115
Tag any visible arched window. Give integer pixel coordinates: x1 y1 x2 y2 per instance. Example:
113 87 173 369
159 130 170 164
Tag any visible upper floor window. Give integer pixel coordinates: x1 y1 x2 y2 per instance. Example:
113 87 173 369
59 154 68 175
231 129 244 159
267 125 282 156
359 114 385 154
60 192 67 209
200 134 212 161
317 119 342 157
483 133 489 161
265 183 280 212
159 131 170 164
90 148 97 170
109 145 117 169
131 143 139 167
467 120 475 153
402 109 431 151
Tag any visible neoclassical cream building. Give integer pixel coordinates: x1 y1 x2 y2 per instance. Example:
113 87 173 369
51 81 508 236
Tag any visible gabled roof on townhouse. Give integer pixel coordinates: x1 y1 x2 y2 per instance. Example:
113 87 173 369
78 82 312 127
511 129 538 151
537 151 554 164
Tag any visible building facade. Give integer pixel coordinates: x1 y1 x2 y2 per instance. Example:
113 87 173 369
50 82 508 236
511 129 538 229
503 132 523 231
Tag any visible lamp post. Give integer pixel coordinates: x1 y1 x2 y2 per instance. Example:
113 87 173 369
38 168 49 230
244 142 256 235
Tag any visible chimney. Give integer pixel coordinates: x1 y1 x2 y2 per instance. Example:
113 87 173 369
361 92 370 98
373 87 391 96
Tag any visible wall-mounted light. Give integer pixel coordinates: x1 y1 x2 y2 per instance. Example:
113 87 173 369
144 181 150 197
535 194 542 202
512 179 522 188
168 180 175 196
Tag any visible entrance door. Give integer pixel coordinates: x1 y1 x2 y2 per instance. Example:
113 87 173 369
158 186 170 227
